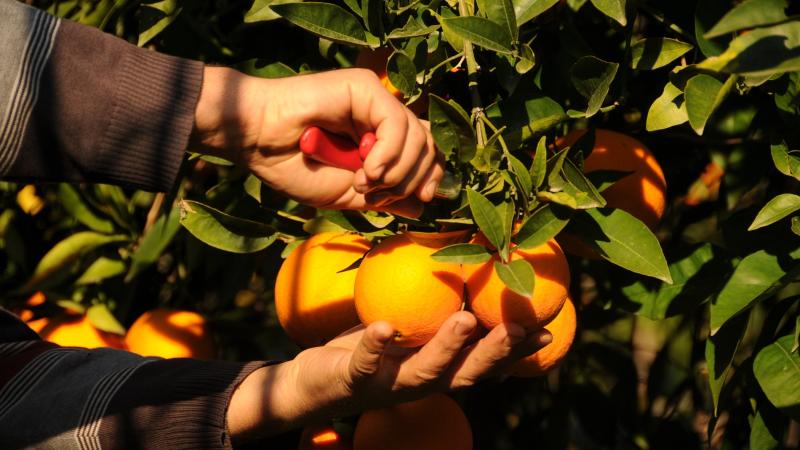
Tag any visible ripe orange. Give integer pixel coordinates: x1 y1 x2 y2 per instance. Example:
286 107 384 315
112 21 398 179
29 313 126 349
125 308 216 359
354 234 464 348
16 291 46 322
353 394 472 450
556 129 667 230
464 240 570 332
508 297 577 377
298 423 352 450
275 232 370 348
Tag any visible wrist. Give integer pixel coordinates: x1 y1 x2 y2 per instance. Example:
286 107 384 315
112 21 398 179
190 66 264 163
227 362 302 442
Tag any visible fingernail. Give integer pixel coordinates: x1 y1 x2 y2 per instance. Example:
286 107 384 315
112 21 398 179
536 331 553 346
425 180 438 199
454 320 473 336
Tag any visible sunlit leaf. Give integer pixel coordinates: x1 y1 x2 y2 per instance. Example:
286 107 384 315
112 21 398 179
270 2 368 46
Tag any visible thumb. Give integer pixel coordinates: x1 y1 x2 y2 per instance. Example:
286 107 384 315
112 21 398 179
348 321 394 380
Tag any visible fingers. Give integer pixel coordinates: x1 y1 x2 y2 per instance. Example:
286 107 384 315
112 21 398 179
397 311 477 388
347 321 395 380
445 324 552 389
349 72 441 204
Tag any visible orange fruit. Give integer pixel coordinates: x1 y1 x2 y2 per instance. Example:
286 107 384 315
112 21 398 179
464 240 570 332
125 309 216 359
298 423 352 450
16 291 46 322
353 394 472 450
556 129 667 230
354 234 464 348
508 297 577 377
29 313 126 349
275 232 370 348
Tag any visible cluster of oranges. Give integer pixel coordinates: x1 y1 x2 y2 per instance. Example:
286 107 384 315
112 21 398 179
20 292 215 360
277 121 666 448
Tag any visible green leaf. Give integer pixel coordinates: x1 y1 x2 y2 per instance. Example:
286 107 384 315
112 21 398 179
431 243 493 264
467 189 506 256
753 335 800 420
750 408 783 450
515 43 536 74
695 0 733 57
646 81 689 131
440 16 514 53
86 303 126 335
270 2 368 46
180 200 277 254
244 0 294 22
428 94 477 162
387 17 440 39
22 232 128 291
513 0 560 26
386 51 417 97
630 38 693 70
710 248 800 334
361 0 383 37
530 136 547 189
749 194 800 230
705 314 748 415
575 208 672 283
126 207 181 282
537 191 578 209
560 159 607 209
494 259 535 297
697 22 800 77
507 153 533 197
570 56 619 117
478 0 518 42
770 141 800 181
75 257 126 285
238 60 297 79
585 169 633 192
621 244 725 319
589 0 626 26
137 0 181 47
685 74 734 135
705 0 788 38
794 315 800 353
516 204 573 249
487 85 567 149
57 184 115 233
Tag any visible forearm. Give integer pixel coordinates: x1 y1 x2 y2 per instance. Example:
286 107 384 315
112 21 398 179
0 1 200 192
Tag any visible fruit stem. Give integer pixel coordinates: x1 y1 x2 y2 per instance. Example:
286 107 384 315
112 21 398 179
457 0 485 136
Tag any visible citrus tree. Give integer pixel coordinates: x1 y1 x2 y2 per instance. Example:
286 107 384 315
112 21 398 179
3 0 800 448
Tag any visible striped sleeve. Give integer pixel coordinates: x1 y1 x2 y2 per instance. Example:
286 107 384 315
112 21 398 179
0 0 202 192
0 309 267 450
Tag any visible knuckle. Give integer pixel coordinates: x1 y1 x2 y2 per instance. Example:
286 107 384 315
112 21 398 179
412 368 442 386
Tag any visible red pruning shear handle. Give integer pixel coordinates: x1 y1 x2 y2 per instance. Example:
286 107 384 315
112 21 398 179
299 126 460 200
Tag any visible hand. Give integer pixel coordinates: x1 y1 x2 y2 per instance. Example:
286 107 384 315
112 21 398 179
226 311 552 442
191 66 443 217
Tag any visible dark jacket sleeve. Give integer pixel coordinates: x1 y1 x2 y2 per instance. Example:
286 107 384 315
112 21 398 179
0 308 267 450
0 0 202 192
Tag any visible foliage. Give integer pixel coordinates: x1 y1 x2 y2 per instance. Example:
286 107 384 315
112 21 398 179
3 0 800 448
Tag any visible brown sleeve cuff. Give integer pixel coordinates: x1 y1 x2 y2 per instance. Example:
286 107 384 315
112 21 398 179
11 18 203 192
99 359 266 450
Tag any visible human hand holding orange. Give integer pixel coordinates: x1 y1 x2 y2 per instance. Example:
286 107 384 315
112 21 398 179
226 312 551 443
